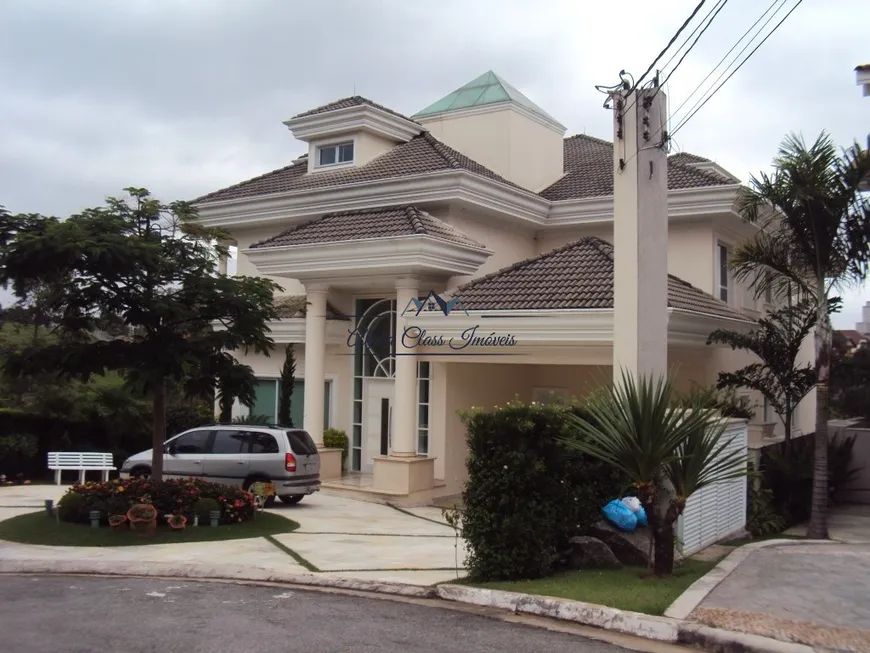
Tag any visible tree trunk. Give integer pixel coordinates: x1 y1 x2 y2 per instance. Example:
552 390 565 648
151 377 167 481
784 399 792 456
218 395 232 423
807 290 830 539
652 517 676 576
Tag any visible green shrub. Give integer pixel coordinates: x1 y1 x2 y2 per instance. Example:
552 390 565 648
58 478 256 525
0 433 38 475
57 491 87 523
195 497 221 522
762 433 860 524
323 428 349 469
746 485 787 537
459 400 626 582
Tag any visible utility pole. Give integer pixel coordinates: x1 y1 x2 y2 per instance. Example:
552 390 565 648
611 84 669 383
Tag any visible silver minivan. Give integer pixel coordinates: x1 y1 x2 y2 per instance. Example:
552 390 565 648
119 425 321 506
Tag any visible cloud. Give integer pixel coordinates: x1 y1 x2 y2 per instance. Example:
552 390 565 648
1 0 868 324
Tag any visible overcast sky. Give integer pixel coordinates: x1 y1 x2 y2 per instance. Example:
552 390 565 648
1 0 868 327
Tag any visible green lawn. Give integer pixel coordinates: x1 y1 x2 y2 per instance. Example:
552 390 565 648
462 558 720 616
0 511 299 547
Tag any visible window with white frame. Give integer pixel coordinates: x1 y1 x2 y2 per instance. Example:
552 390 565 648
316 141 354 167
717 243 730 303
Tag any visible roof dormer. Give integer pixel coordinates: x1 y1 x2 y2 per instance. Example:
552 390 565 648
283 96 423 173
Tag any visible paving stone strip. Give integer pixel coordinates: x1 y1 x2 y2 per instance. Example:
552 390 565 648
690 606 870 653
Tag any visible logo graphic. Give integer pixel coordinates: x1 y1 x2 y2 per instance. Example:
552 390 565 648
401 290 468 317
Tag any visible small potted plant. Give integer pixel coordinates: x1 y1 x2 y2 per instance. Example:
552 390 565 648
109 514 128 530
167 514 187 530
126 503 158 536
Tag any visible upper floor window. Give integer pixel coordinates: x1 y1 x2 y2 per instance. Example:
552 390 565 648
317 142 354 167
717 243 730 303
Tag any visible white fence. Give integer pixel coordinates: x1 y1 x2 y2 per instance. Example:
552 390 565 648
678 419 748 556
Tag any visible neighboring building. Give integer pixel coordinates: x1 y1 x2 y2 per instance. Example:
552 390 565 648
857 63 870 98
194 71 814 503
856 301 870 335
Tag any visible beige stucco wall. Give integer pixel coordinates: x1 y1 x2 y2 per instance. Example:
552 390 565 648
419 106 563 192
420 108 512 182
231 226 305 296
440 210 536 288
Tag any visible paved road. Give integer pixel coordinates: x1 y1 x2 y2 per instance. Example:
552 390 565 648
0 575 637 653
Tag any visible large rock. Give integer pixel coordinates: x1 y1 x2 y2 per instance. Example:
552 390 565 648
566 536 623 570
584 520 683 568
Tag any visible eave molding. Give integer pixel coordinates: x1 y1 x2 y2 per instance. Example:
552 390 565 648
211 318 347 345
547 184 742 226
195 169 551 230
243 234 492 280
283 105 421 143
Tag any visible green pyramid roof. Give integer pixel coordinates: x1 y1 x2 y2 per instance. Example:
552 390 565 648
412 71 563 127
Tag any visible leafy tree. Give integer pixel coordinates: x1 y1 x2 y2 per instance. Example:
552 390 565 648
0 189 280 480
563 371 747 576
830 332 870 422
707 299 819 445
277 344 296 426
730 133 870 538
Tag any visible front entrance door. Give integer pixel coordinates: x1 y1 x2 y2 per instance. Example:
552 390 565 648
363 378 393 474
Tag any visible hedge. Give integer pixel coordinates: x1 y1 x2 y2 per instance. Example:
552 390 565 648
459 400 627 582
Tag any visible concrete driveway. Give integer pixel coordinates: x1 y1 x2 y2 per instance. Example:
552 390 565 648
0 484 466 585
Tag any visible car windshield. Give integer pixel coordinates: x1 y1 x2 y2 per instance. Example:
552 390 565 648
286 430 318 455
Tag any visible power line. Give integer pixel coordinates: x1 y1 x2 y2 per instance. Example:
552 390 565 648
662 0 786 137
669 0 803 138
630 0 709 92
659 0 728 79
659 0 730 90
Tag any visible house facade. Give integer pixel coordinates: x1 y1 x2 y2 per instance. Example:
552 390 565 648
194 71 814 504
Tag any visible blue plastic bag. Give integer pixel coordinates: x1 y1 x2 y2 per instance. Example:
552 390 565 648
602 499 638 532
635 504 648 528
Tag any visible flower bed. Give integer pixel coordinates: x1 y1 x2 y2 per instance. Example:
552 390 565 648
57 477 256 526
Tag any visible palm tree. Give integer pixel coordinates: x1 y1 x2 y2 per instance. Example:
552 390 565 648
563 371 747 576
731 132 870 538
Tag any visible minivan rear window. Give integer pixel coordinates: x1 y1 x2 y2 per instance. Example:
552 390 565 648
286 430 318 455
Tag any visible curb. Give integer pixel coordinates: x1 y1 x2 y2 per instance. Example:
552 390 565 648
436 584 681 643
0 559 437 599
664 538 839 620
678 623 817 653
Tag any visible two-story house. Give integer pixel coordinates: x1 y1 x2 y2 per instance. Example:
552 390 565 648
194 71 814 504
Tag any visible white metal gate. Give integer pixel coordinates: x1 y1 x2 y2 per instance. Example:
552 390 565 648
678 419 748 556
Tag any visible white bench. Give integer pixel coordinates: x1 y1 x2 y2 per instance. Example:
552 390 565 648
47 452 116 485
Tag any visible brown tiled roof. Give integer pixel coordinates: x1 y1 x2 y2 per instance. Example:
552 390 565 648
856 64 870 72
195 132 523 204
274 295 349 320
251 205 485 250
669 152 711 165
540 135 734 200
291 95 420 125
456 237 750 321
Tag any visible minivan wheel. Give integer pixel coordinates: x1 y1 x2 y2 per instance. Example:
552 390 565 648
279 495 303 505
243 478 276 508
130 467 151 479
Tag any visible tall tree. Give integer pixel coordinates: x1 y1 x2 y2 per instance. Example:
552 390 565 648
730 133 870 538
707 299 819 445
277 344 296 426
0 189 280 480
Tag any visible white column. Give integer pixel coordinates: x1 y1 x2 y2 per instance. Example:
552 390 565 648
303 285 328 446
612 87 669 382
392 278 419 456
